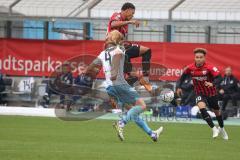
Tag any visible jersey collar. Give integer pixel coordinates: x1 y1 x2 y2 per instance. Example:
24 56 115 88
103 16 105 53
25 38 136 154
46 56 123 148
195 62 206 68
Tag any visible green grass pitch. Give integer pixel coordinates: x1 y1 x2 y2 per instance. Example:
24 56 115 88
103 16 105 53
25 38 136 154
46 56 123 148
0 115 239 160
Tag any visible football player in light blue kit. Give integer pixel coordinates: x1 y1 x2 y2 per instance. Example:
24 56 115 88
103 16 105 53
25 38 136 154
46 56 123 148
95 30 163 142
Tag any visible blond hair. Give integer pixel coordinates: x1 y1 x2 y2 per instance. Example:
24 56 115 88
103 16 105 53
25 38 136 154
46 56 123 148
105 30 123 46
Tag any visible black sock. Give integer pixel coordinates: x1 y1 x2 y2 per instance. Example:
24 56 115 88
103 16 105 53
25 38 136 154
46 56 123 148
200 108 215 128
216 115 224 128
142 49 151 76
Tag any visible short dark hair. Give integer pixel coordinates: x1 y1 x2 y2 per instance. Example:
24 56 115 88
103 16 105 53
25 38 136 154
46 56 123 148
194 48 207 55
121 2 135 11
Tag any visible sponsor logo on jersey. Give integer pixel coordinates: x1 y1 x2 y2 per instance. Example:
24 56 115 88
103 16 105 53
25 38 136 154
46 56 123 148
213 67 219 72
202 70 207 75
192 76 207 81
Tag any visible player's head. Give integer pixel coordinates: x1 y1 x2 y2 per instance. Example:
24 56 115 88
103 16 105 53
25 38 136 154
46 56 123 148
105 30 124 46
193 48 207 67
224 66 232 76
121 2 135 20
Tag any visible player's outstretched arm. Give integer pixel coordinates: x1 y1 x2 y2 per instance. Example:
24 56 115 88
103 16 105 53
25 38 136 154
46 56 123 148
85 58 102 79
111 20 140 29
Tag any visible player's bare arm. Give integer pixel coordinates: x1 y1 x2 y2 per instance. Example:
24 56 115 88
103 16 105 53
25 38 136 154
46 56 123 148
111 20 140 29
85 58 102 79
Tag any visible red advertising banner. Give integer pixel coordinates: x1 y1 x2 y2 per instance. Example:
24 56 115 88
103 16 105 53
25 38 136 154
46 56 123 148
0 38 240 81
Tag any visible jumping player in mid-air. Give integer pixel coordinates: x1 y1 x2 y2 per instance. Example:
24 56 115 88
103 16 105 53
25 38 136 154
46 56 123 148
177 48 229 140
107 2 153 92
92 30 163 142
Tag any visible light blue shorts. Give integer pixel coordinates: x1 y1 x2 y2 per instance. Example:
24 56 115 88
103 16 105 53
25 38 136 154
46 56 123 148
106 84 140 106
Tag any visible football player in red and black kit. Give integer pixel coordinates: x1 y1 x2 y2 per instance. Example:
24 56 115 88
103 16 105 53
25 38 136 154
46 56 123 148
177 48 229 140
107 2 152 92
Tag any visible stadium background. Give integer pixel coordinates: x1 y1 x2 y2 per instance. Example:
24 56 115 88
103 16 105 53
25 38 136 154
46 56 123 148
0 1 240 160
1 0 240 78
1 0 240 105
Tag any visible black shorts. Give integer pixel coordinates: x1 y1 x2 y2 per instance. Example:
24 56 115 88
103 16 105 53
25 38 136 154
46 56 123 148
124 44 140 74
195 95 220 110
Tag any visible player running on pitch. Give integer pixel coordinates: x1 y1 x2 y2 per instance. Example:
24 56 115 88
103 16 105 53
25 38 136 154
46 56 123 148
94 30 163 142
107 2 153 92
177 48 229 140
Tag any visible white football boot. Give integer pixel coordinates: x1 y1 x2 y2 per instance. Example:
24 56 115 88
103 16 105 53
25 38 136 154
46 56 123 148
219 127 229 140
113 121 125 141
212 126 220 139
151 126 163 142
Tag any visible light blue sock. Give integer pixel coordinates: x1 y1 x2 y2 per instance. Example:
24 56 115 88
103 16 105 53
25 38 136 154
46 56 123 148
121 106 152 135
122 106 143 123
135 116 152 135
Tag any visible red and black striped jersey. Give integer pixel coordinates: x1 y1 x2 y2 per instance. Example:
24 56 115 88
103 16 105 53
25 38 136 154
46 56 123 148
107 12 128 37
184 62 220 96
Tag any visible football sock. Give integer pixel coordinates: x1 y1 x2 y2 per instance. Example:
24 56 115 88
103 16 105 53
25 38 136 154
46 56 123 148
200 108 215 128
122 106 143 123
134 116 152 135
142 49 151 76
121 106 152 135
216 115 224 128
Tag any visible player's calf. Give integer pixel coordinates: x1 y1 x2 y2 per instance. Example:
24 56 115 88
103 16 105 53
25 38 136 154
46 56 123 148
199 107 215 128
199 107 220 138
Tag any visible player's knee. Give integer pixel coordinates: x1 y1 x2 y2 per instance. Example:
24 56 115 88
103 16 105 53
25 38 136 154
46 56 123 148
140 45 149 53
135 99 147 110
142 105 147 110
138 103 147 110
197 101 206 109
